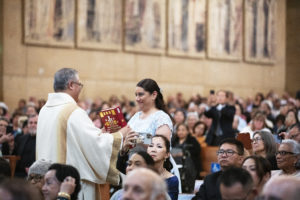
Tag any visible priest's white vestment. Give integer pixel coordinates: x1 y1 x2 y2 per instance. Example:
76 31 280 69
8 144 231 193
36 93 122 200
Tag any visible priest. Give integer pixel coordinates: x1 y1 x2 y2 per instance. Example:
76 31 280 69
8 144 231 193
36 68 132 200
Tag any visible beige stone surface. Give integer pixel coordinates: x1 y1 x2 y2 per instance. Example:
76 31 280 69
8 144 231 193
1 0 288 111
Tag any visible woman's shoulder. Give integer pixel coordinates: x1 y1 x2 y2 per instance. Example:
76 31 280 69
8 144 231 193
153 110 170 118
165 175 179 185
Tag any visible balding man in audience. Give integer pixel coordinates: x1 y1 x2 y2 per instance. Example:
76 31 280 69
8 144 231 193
192 138 244 200
122 168 168 200
220 167 256 200
261 176 300 200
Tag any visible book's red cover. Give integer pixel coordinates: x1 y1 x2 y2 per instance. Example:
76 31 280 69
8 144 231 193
99 106 127 133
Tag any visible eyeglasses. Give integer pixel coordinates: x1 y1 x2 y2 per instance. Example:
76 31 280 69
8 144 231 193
72 81 84 87
216 149 239 157
275 151 296 156
252 137 263 143
27 174 43 183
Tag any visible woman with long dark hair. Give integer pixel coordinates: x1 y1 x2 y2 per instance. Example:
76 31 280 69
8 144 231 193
117 78 182 193
242 155 271 195
147 135 179 200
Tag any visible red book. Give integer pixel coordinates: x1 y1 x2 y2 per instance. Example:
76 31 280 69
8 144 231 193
99 106 127 133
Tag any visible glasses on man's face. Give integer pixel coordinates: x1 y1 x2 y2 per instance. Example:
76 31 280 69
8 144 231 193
252 137 263 143
72 81 84 88
216 149 238 157
275 151 296 156
27 174 43 183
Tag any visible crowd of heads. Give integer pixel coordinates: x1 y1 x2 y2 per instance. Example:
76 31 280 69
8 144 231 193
0 74 299 199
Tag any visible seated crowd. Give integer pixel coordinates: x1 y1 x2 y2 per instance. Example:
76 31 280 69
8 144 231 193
0 89 300 200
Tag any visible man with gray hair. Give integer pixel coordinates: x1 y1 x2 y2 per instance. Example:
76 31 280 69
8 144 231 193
14 114 39 177
122 168 168 200
260 176 300 200
36 68 133 200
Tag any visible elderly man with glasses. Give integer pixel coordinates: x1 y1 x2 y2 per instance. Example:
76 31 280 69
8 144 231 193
271 139 300 178
36 68 133 200
192 138 245 200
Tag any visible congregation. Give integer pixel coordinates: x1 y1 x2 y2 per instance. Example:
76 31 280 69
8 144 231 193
0 68 300 200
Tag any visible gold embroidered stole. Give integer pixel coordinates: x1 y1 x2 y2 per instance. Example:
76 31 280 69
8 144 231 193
57 103 78 163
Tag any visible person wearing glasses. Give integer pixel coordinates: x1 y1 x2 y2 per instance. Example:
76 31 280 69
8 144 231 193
192 138 244 200
272 139 300 178
251 131 278 170
36 68 133 200
27 159 53 196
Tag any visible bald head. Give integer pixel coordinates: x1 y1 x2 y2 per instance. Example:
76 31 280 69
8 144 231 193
262 176 300 200
122 168 167 200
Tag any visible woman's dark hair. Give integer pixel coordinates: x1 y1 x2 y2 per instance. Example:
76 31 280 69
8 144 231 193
235 102 244 115
135 151 155 167
174 109 186 122
242 155 271 184
0 157 11 177
137 79 168 114
151 135 173 171
48 163 81 200
193 121 207 136
286 109 299 125
176 122 190 135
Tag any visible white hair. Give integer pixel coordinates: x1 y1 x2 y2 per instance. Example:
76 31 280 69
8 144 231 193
281 139 300 154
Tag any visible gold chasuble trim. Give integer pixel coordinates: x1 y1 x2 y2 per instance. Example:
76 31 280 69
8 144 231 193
57 103 78 163
106 132 122 185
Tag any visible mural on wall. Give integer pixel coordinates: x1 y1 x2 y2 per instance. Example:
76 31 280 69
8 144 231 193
168 0 206 58
207 0 243 60
24 0 75 47
124 0 166 54
245 0 276 64
77 0 122 50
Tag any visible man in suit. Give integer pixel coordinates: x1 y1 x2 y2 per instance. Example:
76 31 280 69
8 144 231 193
14 114 38 177
192 138 244 200
205 90 236 146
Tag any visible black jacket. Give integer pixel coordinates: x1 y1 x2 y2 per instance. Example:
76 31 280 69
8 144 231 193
192 171 222 200
205 105 236 145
